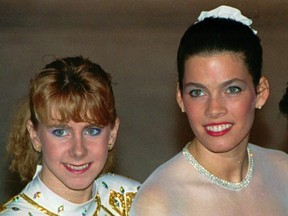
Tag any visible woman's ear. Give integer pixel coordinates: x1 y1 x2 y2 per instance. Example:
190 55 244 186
26 120 42 152
176 82 185 113
255 76 270 109
108 117 120 150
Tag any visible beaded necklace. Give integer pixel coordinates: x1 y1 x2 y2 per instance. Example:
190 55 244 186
182 142 254 191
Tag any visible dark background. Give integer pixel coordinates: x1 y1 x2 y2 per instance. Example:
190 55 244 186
1 0 287 203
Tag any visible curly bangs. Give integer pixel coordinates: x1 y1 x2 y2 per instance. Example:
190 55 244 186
30 56 116 127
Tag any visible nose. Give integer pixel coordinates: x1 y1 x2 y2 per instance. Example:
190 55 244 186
69 135 88 159
204 96 227 118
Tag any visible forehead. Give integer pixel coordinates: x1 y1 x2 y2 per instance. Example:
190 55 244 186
184 52 251 82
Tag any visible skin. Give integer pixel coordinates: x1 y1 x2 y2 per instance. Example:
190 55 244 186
177 52 269 182
27 116 119 203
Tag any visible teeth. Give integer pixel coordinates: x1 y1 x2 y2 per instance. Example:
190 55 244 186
206 124 232 132
65 163 89 171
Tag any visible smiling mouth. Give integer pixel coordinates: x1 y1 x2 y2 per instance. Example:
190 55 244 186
205 123 232 133
64 163 90 171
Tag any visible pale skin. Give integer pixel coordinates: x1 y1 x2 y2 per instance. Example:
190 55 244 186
27 116 120 204
176 52 269 183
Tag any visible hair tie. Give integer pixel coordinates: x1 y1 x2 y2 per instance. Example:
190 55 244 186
197 5 257 34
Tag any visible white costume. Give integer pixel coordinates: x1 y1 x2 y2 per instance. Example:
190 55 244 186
0 166 140 216
131 144 288 215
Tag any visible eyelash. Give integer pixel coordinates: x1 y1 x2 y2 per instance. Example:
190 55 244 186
189 89 204 97
226 86 241 94
52 129 68 137
188 86 242 97
84 128 101 136
51 127 101 137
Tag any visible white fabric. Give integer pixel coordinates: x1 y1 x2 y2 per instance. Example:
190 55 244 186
197 5 257 34
130 144 288 216
0 165 140 216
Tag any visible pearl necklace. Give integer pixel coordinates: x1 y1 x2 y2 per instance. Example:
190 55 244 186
182 142 254 191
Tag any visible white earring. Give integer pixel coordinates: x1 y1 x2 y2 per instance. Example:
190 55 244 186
108 143 113 150
36 145 42 153
181 107 185 113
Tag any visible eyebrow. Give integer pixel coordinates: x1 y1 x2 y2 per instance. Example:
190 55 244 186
46 123 69 128
47 123 100 130
184 78 244 89
221 78 244 87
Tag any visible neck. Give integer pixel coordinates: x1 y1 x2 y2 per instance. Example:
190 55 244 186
57 188 92 204
189 139 249 183
40 173 93 204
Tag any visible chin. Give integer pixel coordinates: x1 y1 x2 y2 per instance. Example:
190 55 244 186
65 179 94 191
209 144 240 153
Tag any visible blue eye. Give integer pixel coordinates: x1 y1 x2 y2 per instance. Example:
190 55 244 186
52 129 68 137
189 89 204 97
227 86 241 94
84 128 101 136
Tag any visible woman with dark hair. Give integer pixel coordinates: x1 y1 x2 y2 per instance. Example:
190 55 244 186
131 6 288 215
1 56 140 215
279 84 288 117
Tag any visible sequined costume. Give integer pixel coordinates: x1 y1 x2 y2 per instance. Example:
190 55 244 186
0 166 140 216
130 144 288 215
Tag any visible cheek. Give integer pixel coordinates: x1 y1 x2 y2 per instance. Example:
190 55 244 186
41 143 60 163
93 143 108 155
38 133 68 159
183 99 203 121
91 144 109 165
88 136 109 155
232 94 256 119
186 110 201 124
38 134 54 152
184 102 203 130
43 148 59 161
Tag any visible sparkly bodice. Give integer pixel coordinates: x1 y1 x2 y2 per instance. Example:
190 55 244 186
0 166 140 216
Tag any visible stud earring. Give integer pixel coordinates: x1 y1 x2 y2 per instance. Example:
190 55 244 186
257 105 262 110
36 145 42 153
181 107 186 113
108 143 113 150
